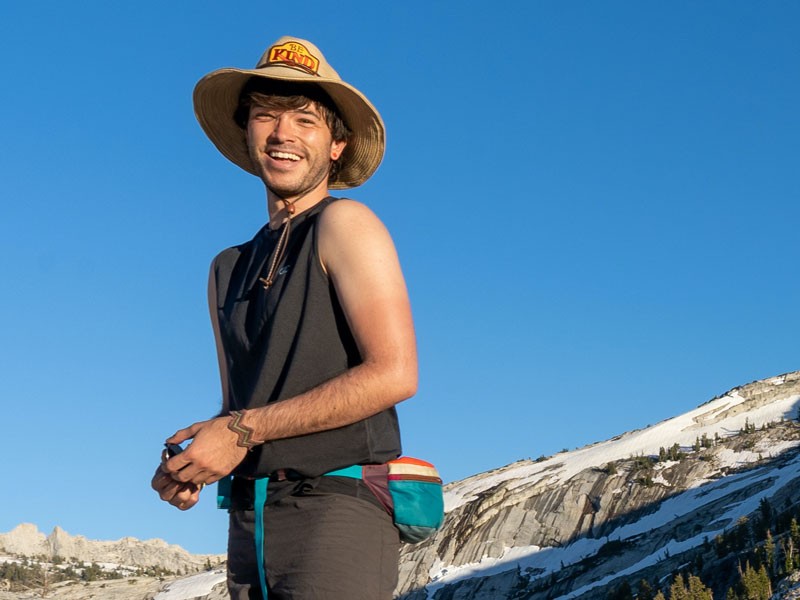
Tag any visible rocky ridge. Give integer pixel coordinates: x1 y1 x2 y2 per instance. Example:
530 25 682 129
0 523 224 577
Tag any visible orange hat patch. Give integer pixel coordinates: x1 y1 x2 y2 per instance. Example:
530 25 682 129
267 41 320 75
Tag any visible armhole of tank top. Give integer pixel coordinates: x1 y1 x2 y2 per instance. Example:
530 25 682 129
209 253 223 306
312 196 347 281
210 247 236 305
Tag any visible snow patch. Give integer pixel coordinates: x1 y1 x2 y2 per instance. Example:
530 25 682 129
154 569 227 600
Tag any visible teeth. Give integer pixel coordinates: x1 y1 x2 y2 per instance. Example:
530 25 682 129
269 151 301 161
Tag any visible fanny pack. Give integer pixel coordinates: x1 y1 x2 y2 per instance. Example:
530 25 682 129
363 457 445 544
217 457 444 599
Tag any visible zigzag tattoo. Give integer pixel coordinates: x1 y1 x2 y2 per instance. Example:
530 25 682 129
228 410 263 449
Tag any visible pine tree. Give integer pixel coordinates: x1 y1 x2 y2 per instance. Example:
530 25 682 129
784 537 795 574
756 564 771 599
714 534 727 558
759 498 773 531
81 562 103 582
686 574 712 600
668 443 684 461
740 561 771 600
764 529 775 577
669 573 689 600
733 516 751 551
637 579 654 600
608 579 633 600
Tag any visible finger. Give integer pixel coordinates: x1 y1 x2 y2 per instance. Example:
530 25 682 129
151 467 174 491
151 470 165 492
154 469 196 500
163 439 204 474
171 462 209 485
166 429 191 445
163 479 197 503
203 472 224 486
166 421 206 445
173 485 201 510
164 452 191 475
157 479 182 502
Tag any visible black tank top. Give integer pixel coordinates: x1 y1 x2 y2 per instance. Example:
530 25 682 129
211 197 402 478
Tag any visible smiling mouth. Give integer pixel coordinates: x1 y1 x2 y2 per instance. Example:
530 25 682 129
268 150 301 161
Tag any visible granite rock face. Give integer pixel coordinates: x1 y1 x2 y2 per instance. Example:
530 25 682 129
397 371 800 599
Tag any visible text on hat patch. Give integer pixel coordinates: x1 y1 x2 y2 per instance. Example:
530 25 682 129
267 41 320 75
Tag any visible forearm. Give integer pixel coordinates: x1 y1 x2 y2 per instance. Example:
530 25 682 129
162 355 415 488
240 356 416 443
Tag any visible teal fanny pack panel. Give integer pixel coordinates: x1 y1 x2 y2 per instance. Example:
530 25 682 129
389 479 445 534
386 457 444 544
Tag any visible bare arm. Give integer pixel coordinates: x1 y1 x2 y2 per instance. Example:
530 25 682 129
243 199 417 438
164 200 417 486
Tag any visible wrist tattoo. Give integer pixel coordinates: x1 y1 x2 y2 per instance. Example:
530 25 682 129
228 410 264 449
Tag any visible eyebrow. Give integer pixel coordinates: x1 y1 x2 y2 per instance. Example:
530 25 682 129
249 104 324 120
295 107 322 118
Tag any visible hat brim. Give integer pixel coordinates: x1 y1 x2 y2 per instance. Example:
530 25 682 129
193 65 385 189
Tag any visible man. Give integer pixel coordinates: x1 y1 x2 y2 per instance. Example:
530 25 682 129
151 36 417 599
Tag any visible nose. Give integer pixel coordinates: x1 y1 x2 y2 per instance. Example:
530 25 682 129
269 113 294 141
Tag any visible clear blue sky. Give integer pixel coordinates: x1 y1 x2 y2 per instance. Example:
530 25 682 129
1 1 797 555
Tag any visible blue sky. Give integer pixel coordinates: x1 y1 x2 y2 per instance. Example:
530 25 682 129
1 2 797 555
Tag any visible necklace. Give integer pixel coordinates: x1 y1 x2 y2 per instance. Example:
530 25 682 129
258 198 297 290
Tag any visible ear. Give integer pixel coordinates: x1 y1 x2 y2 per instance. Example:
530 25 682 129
330 139 347 161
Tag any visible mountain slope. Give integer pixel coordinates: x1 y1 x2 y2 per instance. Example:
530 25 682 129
397 371 800 599
3 371 800 599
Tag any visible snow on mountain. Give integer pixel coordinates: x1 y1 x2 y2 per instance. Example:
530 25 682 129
445 372 800 513
154 569 228 599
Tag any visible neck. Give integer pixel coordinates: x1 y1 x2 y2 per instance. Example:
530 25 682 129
266 185 330 230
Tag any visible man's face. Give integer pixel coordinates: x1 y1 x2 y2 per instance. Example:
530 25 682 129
245 100 346 200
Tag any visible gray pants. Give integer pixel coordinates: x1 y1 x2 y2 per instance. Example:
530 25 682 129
227 479 400 599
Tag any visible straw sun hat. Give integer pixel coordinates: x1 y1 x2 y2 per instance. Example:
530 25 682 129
193 36 385 189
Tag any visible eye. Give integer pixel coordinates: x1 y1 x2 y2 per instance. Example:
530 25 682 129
251 110 276 121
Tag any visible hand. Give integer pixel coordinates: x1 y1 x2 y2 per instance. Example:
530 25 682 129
162 416 249 486
151 464 202 511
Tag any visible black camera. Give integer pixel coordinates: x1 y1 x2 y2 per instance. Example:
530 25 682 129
164 443 184 458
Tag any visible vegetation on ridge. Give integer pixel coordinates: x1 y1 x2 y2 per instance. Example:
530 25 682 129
0 551 220 595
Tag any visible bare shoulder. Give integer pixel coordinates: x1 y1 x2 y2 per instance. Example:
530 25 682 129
318 198 393 247
319 198 383 230
317 198 399 274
